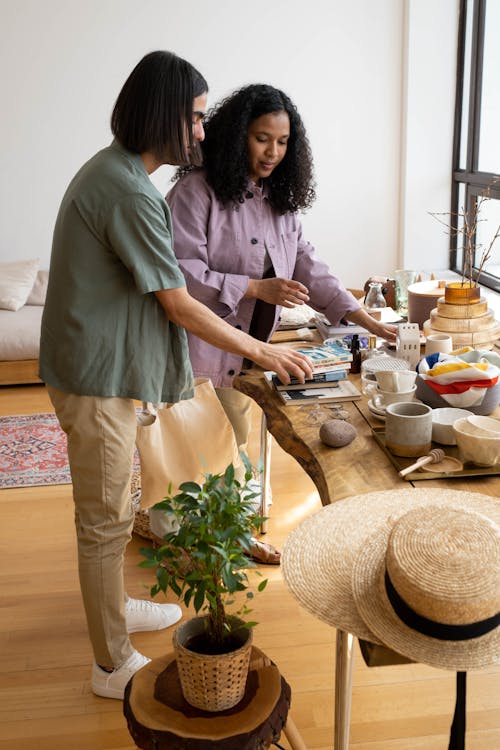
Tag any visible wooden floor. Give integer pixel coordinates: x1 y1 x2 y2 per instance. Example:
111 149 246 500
0 384 499 750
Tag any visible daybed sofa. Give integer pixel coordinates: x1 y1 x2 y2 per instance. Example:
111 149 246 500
0 260 47 385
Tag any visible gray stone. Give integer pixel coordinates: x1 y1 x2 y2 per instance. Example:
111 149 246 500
319 419 357 448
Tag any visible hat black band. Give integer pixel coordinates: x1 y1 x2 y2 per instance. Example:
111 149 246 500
384 571 500 641
385 571 500 750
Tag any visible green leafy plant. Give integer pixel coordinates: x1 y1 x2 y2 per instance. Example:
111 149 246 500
139 456 268 650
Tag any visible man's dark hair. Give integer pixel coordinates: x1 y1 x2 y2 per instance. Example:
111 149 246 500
175 83 315 214
111 50 207 165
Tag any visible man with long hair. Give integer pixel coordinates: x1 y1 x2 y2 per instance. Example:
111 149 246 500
40 59 312 699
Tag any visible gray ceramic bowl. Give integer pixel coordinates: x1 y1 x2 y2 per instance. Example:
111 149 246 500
415 375 500 416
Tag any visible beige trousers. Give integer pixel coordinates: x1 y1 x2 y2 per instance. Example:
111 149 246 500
47 385 137 668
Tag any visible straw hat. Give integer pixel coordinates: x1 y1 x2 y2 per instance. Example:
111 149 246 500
282 488 500 670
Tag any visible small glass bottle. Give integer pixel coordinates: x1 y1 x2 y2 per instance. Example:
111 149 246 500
365 281 387 310
364 335 378 358
350 334 362 374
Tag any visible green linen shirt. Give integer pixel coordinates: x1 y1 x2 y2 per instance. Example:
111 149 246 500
39 141 194 403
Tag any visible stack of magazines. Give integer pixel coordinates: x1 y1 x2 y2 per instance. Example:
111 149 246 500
264 342 361 405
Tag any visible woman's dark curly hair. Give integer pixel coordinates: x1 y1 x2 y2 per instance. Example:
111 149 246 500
175 84 315 214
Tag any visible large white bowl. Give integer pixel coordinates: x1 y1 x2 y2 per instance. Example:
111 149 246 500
466 415 500 437
453 417 500 466
431 408 474 445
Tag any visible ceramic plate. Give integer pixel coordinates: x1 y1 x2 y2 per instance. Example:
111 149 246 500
367 399 423 420
420 456 464 473
367 400 386 420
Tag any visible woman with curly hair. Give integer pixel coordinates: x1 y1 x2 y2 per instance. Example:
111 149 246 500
167 84 396 561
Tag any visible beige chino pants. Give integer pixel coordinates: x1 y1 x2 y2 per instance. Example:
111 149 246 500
47 385 137 668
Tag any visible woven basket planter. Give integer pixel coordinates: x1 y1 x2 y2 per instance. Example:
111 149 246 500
173 615 253 712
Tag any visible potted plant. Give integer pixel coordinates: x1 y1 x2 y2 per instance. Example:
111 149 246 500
139 456 267 712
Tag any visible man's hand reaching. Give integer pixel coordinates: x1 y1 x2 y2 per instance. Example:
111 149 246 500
251 343 313 385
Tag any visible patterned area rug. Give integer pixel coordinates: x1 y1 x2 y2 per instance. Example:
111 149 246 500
0 413 140 490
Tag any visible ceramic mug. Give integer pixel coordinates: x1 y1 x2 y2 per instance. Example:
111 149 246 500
375 369 417 392
385 401 433 457
372 384 417 409
425 333 453 356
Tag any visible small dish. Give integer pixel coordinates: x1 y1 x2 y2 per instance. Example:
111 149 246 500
419 456 463 474
368 400 386 420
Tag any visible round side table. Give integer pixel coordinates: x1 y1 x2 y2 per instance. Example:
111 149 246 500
123 646 305 750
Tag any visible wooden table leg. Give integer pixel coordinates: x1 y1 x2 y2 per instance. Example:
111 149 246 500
334 630 355 750
259 412 272 534
283 714 308 749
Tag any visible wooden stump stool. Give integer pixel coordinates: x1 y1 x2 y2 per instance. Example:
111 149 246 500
124 646 306 750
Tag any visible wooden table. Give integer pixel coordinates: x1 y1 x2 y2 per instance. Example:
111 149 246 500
234 367 500 506
234 365 500 750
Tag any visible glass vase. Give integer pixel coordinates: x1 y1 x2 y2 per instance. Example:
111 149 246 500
444 281 481 305
365 282 387 310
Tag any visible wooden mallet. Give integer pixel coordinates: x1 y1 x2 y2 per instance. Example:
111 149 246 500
399 448 445 477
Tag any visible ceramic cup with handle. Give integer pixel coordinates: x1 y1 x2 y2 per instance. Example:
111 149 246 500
425 333 453 356
375 369 417 392
372 384 417 410
385 401 433 457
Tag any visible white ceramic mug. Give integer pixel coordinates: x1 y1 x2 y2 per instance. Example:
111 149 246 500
425 333 453 356
385 401 433 457
372 384 417 409
375 369 417 392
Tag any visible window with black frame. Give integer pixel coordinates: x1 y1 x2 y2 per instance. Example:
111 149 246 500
451 0 500 291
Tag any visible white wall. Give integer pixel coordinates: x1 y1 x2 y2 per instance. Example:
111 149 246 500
399 0 460 273
0 0 458 288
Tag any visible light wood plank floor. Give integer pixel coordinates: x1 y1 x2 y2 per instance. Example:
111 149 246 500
0 385 499 749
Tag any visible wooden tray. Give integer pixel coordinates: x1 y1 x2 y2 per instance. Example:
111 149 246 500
371 427 500 481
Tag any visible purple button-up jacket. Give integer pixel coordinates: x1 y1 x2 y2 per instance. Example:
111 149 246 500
167 169 360 387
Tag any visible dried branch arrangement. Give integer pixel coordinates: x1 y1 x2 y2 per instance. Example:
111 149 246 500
429 178 500 287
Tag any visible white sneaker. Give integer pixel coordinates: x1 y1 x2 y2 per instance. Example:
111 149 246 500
125 597 182 633
91 649 150 699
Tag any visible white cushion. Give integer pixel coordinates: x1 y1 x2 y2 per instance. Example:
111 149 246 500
0 305 43 359
26 269 49 306
0 259 40 311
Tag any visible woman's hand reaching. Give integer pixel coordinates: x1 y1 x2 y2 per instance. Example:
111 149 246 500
345 308 398 342
246 277 309 307
365 319 399 342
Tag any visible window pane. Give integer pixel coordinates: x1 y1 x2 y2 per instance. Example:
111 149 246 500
459 1 474 169
454 183 467 274
475 196 500 274
478 1 500 172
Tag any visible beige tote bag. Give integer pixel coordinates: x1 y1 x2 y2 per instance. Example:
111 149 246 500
135 378 242 510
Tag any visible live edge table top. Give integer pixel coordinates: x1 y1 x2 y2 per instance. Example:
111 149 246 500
233 366 500 507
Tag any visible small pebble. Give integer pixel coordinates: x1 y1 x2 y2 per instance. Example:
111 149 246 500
319 419 357 448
